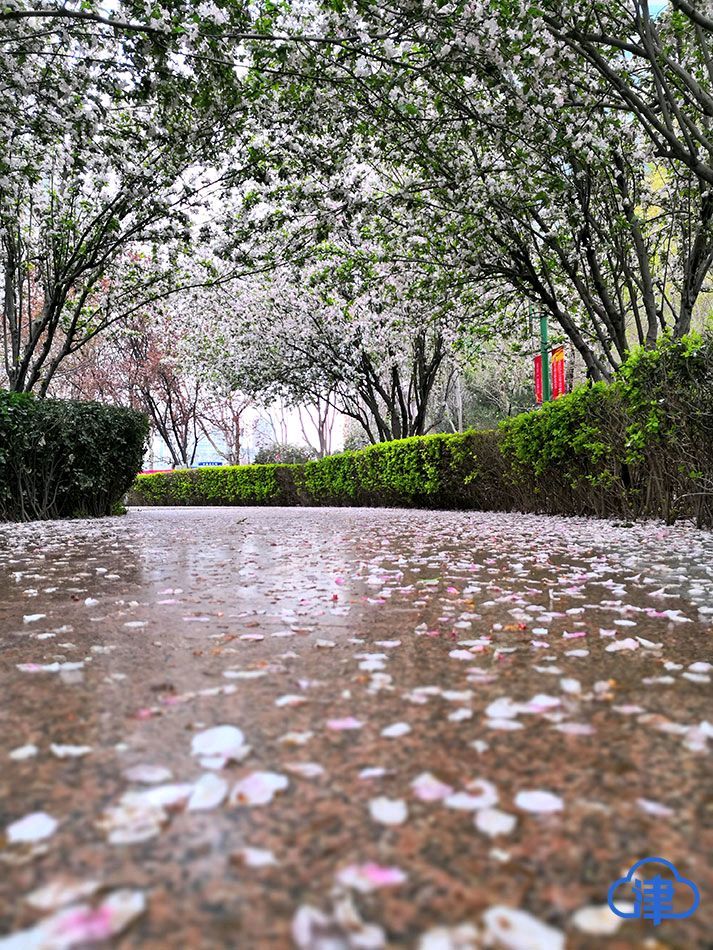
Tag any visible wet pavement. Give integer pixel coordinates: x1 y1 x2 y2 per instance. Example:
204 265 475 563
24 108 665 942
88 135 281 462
0 506 711 949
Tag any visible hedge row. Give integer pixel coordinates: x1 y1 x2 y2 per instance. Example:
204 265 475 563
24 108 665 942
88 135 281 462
131 334 713 527
0 392 148 522
131 429 511 510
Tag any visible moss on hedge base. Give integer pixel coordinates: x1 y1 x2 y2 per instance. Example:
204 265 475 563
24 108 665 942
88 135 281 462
130 336 713 527
0 392 148 522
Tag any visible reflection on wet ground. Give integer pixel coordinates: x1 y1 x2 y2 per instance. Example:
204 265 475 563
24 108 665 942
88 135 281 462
0 506 711 948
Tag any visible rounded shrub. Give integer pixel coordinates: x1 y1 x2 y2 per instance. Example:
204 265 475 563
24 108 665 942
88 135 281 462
0 392 149 522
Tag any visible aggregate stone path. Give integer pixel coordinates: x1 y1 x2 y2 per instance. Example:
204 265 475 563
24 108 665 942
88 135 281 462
0 506 711 949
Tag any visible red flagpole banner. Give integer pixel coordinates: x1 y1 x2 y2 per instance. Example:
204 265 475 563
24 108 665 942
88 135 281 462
551 345 566 399
534 354 543 404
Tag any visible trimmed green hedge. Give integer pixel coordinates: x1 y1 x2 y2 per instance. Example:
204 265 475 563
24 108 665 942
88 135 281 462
131 430 509 511
131 335 713 527
0 392 149 522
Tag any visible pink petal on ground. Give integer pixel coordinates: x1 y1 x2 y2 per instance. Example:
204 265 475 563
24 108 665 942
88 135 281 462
327 717 364 731
336 862 407 893
56 890 145 944
411 772 454 802
3 890 146 949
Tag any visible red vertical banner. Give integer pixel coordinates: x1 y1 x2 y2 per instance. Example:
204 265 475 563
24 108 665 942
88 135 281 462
534 354 543 404
551 345 566 399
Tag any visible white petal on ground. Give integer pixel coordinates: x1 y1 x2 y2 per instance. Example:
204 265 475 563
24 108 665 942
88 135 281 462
292 906 331 949
223 670 266 680
131 783 193 809
230 771 289 806
25 878 102 911
236 847 277 867
336 862 408 893
98 795 167 845
191 725 245 758
514 790 564 814
293 895 386 949
6 812 58 844
23 614 46 624
521 694 561 714
475 808 517 837
292 901 386 949
369 797 408 825
50 744 92 758
485 718 523 731
637 798 674 817
411 773 454 802
17 662 84 673
360 767 390 780
554 723 595 736
187 774 228 811
381 722 411 738
571 903 633 935
123 764 173 784
279 731 314 746
9 744 38 761
463 778 499 809
482 906 565 950
190 725 249 767
283 762 325 778
275 694 308 707
444 792 489 812
418 923 481 949
605 638 639 652
485 697 522 720
470 740 490 754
